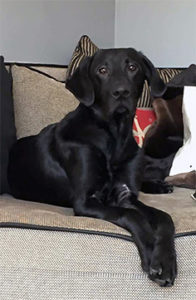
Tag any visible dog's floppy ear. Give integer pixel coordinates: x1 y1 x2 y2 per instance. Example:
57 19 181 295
140 53 166 98
66 56 94 106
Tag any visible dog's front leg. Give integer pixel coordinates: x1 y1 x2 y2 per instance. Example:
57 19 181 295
108 152 142 207
134 201 177 287
108 159 177 286
73 195 155 277
107 186 177 286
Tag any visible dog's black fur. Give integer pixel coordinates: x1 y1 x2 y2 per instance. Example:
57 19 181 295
8 48 177 286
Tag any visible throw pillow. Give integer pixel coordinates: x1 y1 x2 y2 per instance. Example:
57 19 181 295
133 108 156 147
11 65 78 139
165 171 196 189
167 64 196 87
66 35 98 79
0 56 17 193
169 86 196 176
137 68 182 108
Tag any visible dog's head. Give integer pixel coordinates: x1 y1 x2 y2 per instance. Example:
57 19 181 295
66 48 166 119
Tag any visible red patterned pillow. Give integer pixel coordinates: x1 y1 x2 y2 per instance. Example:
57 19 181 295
133 108 156 147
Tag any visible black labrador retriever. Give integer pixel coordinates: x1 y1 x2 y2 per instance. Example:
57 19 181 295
8 48 177 286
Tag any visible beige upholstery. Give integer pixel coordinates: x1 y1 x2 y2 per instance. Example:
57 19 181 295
0 228 196 299
30 65 67 82
140 188 196 234
0 194 128 237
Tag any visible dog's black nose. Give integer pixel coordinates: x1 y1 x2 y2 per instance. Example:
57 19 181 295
112 87 130 99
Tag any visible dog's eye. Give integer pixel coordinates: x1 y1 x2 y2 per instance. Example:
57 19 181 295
128 64 137 72
98 67 108 75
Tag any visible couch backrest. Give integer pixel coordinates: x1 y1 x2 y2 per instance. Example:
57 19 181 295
6 63 183 139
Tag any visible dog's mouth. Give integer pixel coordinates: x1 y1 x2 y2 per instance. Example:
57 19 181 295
115 105 129 114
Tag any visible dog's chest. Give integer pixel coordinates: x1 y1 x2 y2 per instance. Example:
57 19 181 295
82 122 131 165
78 125 112 155
62 109 134 165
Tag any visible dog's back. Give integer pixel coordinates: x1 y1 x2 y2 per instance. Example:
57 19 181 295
8 104 116 205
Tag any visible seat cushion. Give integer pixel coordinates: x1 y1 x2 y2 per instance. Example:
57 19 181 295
0 188 196 237
140 188 196 235
0 194 130 238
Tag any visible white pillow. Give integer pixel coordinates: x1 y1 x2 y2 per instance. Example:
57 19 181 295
169 86 196 176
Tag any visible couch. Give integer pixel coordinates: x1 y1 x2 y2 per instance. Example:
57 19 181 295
0 61 196 300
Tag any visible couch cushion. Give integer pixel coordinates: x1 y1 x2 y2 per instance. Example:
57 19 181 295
0 194 130 238
11 65 78 139
29 65 67 82
0 188 195 236
140 188 196 235
133 108 156 147
0 56 17 194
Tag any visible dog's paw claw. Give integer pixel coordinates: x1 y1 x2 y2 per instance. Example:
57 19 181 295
153 277 174 287
156 181 174 194
149 266 162 276
167 184 174 193
148 247 177 287
149 272 175 287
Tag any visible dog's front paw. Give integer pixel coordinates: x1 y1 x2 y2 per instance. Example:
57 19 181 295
148 245 177 287
108 183 137 208
154 181 174 194
141 180 173 194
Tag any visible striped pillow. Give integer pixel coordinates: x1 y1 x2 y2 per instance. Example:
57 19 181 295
67 35 182 107
66 35 98 79
137 68 182 107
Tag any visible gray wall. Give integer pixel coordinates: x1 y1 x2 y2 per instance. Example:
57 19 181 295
0 0 115 64
115 0 196 67
1 0 196 66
